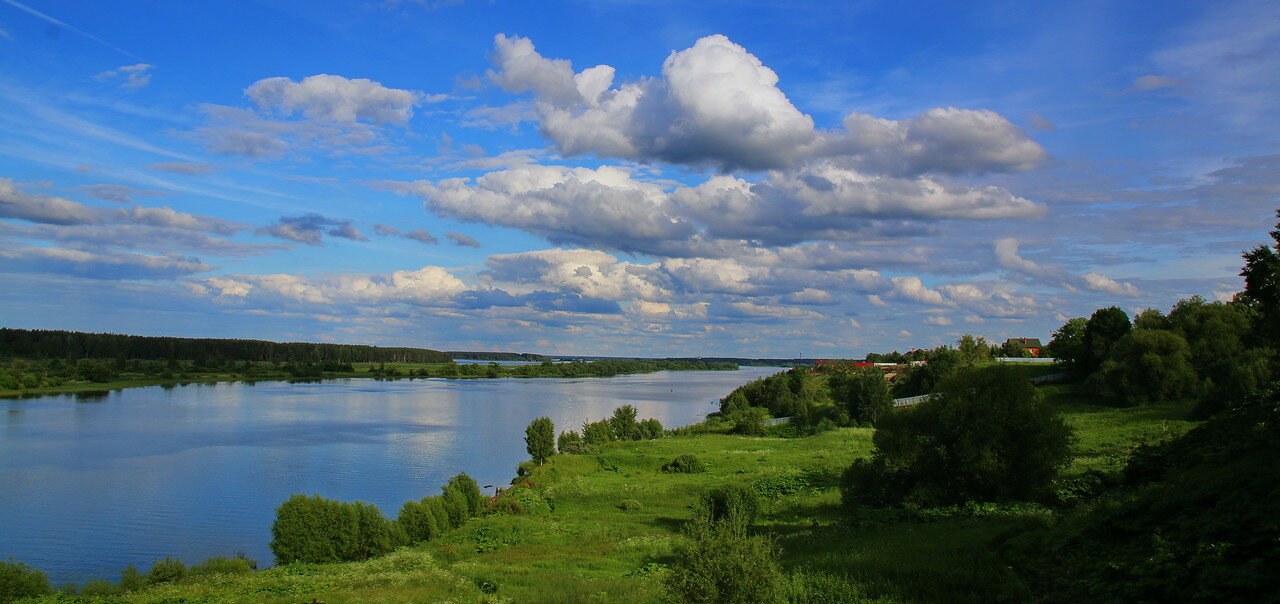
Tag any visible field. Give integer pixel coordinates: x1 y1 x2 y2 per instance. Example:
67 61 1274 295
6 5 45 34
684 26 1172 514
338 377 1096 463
15 379 1200 603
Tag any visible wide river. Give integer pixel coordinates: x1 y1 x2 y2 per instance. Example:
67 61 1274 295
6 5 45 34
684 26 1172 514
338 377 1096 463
0 367 783 583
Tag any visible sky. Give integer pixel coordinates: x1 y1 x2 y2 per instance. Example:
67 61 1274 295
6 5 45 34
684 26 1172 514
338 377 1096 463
0 0 1277 357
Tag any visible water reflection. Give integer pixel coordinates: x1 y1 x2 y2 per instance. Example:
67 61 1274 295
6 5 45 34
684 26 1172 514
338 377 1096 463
0 367 783 583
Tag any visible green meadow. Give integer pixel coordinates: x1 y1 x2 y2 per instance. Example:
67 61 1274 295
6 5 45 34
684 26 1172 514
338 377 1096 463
15 381 1199 603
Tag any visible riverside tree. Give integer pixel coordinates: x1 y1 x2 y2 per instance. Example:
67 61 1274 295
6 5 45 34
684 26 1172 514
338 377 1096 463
525 416 555 464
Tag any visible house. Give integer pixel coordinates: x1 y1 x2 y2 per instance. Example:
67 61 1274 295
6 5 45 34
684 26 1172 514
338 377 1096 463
1004 338 1043 357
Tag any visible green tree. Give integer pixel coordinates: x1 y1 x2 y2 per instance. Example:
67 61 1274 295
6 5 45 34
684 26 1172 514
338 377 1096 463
665 520 782 604
395 500 439 543
1240 209 1280 346
557 430 587 454
117 564 144 591
1133 308 1172 331
582 420 615 445
842 366 1074 507
1081 306 1131 373
1048 317 1089 369
839 369 892 427
446 473 485 516
609 405 640 440
0 559 52 602
143 558 186 585
441 488 469 528
524 416 555 464
1089 329 1199 405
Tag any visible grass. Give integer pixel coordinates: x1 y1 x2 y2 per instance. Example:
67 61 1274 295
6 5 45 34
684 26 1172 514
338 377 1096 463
17 380 1197 603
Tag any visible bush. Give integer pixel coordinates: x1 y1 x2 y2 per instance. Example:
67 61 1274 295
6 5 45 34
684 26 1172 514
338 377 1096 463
557 429 588 454
638 417 664 439
728 407 769 436
662 454 707 474
1089 329 1199 405
396 500 440 543
117 564 144 591
144 557 187 584
694 484 760 528
0 558 52 602
842 365 1074 507
487 498 525 515
1005 396 1280 601
618 499 643 511
837 369 892 426
188 556 255 577
79 580 118 596
422 497 451 535
582 420 615 445
447 473 485 516
442 488 470 528
665 520 783 603
269 494 398 564
610 405 641 440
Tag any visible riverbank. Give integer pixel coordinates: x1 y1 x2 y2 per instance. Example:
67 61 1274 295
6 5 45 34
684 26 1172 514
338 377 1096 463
0 359 739 398
10 380 1200 602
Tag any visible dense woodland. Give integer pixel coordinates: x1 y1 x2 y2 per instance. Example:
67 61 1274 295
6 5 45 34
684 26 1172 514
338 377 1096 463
0 329 453 364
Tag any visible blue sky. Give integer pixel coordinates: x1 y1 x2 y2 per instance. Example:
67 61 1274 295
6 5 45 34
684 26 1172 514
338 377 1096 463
1 0 1276 357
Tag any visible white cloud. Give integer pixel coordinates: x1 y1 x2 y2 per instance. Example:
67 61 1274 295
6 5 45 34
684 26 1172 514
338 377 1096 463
94 63 154 88
446 231 481 247
204 266 468 306
0 178 241 234
245 74 422 124
0 244 213 280
487 34 1044 174
258 213 367 246
995 238 1140 297
923 315 953 326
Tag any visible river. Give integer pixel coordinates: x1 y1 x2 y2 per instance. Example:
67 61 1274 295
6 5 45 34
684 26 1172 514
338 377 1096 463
0 367 783 583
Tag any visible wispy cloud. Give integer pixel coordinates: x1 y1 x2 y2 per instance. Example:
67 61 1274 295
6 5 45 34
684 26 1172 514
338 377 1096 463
0 0 140 60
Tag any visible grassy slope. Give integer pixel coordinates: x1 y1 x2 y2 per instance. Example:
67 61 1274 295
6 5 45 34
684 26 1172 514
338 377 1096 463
22 384 1199 603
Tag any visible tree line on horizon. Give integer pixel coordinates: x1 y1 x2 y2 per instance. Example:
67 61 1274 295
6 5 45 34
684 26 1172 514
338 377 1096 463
0 328 453 364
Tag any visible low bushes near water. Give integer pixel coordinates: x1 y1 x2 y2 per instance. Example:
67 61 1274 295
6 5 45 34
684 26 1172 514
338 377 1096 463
270 472 484 565
661 454 707 473
0 558 52 602
143 557 187 585
666 483 782 603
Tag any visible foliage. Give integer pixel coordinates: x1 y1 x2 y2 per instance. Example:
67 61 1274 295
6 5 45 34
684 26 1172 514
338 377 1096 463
1047 317 1088 369
618 499 643 511
188 556 255 577
582 420 615 445
665 520 783 604
269 494 398 564
525 416 556 464
0 558 52 602
1006 396 1280 601
1081 306 1131 373
117 564 143 591
447 473 485 516
144 557 187 584
693 484 761 529
719 368 829 421
637 417 664 439
1240 209 1280 345
557 429 588 454
610 405 641 440
842 366 1074 507
661 454 707 473
1087 328 1199 405
442 487 470 528
727 406 769 435
834 369 892 426
396 499 441 543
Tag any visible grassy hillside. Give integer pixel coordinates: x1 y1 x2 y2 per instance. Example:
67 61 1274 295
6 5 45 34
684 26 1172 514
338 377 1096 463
16 383 1198 603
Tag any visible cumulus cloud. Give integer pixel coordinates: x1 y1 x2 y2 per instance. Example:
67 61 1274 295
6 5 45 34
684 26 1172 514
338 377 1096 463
482 248 669 301
995 238 1140 296
203 266 467 306
391 161 1041 254
923 315 953 326
0 244 214 280
486 34 1043 174
446 231 481 247
195 74 434 159
0 178 241 234
94 63 154 88
258 213 367 246
245 74 422 124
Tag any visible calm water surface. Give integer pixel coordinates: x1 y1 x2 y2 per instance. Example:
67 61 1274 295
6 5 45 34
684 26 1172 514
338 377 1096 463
0 367 782 582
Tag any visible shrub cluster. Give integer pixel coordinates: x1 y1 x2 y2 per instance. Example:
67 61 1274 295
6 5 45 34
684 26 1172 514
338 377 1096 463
0 558 52 602
270 472 483 565
661 454 707 474
841 365 1074 508
666 483 779 603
